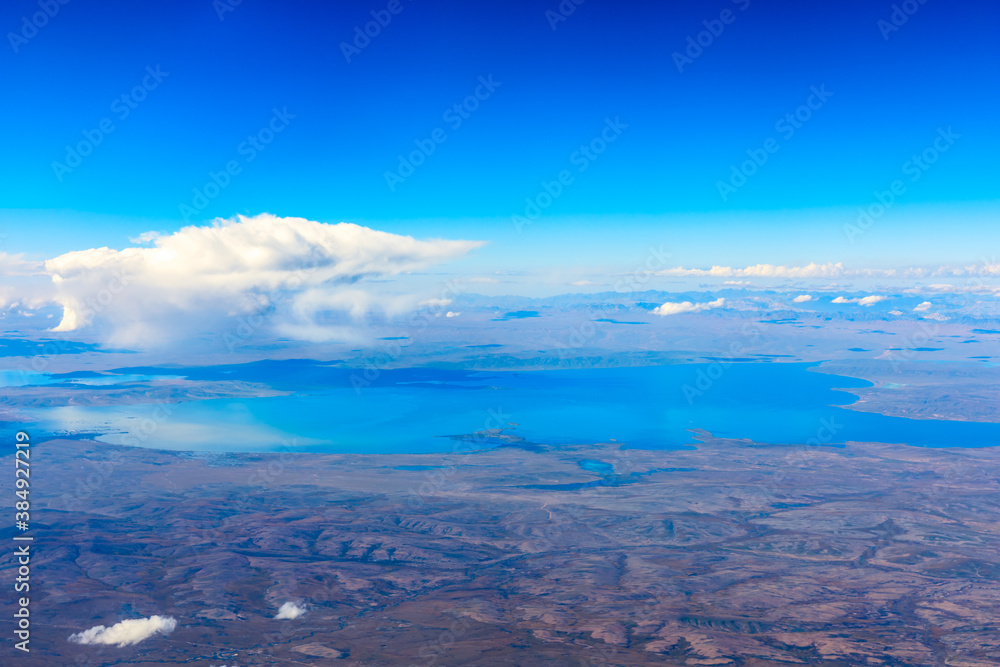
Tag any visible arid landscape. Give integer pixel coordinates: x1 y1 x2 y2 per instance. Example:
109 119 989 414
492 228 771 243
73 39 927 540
4 429 999 666
2 1 998 663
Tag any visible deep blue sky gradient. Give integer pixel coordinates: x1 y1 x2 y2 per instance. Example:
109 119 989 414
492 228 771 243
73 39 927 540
1 0 997 263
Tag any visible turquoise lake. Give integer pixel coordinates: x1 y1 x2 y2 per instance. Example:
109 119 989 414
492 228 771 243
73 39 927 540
21 361 1000 452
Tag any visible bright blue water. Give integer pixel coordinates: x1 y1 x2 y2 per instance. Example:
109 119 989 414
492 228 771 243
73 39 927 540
21 362 1000 453
2 371 182 387
0 370 58 387
579 459 615 473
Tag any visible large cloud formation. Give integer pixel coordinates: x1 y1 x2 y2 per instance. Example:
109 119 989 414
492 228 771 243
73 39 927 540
68 615 177 647
43 214 483 345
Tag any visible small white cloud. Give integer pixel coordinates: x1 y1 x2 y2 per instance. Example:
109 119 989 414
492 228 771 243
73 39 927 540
792 294 813 303
831 295 888 306
653 297 725 316
69 616 176 647
570 280 604 286
445 311 461 317
128 231 161 245
913 301 932 312
275 602 307 620
889 310 903 315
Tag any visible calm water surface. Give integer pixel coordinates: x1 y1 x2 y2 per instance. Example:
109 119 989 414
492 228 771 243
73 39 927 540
21 362 1000 452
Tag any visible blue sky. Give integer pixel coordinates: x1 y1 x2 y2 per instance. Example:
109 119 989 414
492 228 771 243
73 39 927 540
1 0 997 269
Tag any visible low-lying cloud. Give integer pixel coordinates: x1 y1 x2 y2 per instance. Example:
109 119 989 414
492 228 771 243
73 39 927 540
69 615 177 647
653 297 725 316
274 602 307 620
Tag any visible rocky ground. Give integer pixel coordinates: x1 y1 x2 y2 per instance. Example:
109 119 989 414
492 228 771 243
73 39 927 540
2 431 999 666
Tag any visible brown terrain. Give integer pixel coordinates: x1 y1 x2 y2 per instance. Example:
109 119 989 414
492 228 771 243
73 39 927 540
812 360 1000 424
2 431 999 666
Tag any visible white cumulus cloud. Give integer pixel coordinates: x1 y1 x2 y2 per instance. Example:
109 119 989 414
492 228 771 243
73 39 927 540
832 295 888 306
275 602 307 620
652 297 725 316
69 616 177 647
43 214 483 345
792 294 813 303
913 301 932 312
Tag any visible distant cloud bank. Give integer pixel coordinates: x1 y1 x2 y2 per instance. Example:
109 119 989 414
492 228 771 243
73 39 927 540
658 262 845 279
657 262 1000 281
